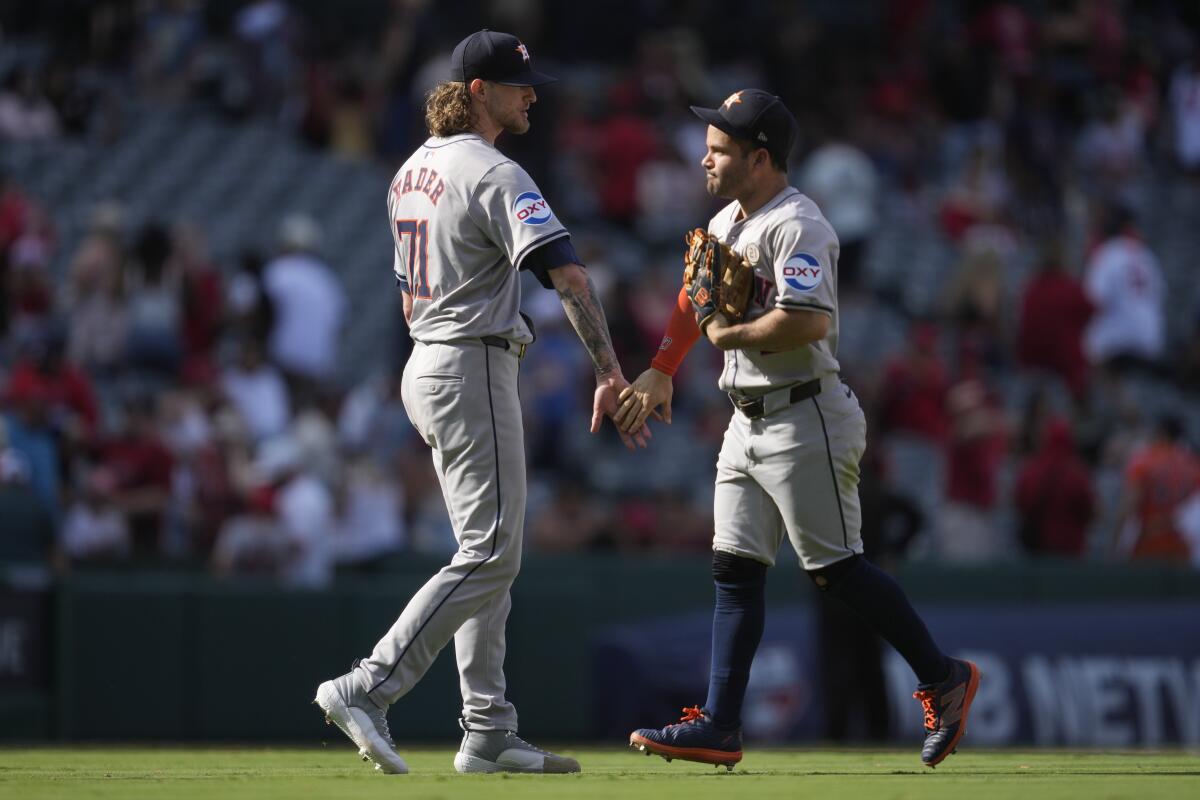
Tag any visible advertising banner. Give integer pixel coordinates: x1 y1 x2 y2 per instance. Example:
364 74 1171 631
592 603 1200 746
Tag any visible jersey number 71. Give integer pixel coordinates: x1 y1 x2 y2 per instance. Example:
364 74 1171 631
397 219 431 298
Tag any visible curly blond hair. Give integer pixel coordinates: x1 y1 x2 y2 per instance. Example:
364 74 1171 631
425 81 475 137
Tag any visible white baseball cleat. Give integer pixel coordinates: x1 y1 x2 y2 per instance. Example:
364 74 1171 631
314 672 408 774
453 718 580 774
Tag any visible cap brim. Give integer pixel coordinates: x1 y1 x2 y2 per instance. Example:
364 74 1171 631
494 69 558 87
690 105 741 140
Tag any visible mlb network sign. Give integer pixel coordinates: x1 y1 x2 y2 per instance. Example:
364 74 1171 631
884 605 1200 746
594 602 1200 747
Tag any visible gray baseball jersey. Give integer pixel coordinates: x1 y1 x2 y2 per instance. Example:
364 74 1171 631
388 132 569 344
354 132 569 732
708 187 841 393
707 187 865 570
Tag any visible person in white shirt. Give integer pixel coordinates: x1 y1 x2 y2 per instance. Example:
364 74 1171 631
221 337 291 442
252 435 334 589
0 68 60 141
799 138 879 291
1169 53 1200 172
1083 204 1165 367
60 468 130 562
333 457 406 565
262 215 347 389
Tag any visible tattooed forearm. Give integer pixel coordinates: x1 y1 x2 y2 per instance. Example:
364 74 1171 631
557 273 620 378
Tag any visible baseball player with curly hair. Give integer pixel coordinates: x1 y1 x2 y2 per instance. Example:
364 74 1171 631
315 29 647 776
616 89 980 770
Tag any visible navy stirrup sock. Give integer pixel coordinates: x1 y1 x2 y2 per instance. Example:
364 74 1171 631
811 555 950 685
704 553 768 730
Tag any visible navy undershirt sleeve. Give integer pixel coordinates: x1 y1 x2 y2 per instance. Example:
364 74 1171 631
519 236 582 289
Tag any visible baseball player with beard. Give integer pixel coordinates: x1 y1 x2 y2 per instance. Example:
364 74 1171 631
616 89 980 770
315 29 647 776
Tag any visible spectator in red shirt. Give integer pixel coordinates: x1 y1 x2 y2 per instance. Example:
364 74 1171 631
0 170 31 338
938 147 1010 242
0 169 29 252
98 395 175 557
1116 416 1200 562
970 1 1038 78
1014 418 1095 555
173 223 223 382
5 233 55 342
936 349 1008 561
7 328 99 443
1016 239 1094 398
594 82 660 228
877 322 952 537
878 322 950 441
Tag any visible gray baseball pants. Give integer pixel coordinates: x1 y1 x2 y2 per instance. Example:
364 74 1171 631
353 339 524 731
713 376 866 570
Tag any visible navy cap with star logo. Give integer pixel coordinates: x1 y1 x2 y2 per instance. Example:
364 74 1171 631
450 29 557 87
691 89 798 165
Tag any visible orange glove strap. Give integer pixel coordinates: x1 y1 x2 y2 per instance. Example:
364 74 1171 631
650 287 702 377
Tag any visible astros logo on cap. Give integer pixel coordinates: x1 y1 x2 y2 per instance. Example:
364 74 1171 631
516 43 530 63
783 253 822 291
722 91 744 109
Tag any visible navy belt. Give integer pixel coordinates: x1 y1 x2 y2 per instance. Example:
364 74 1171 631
481 336 527 359
730 378 823 420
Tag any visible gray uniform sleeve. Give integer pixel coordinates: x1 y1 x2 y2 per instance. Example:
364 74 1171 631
770 219 838 316
469 161 568 269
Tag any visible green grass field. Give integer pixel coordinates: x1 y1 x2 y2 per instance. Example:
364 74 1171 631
1 746 1197 800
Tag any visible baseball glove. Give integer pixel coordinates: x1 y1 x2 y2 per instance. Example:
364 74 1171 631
682 228 753 330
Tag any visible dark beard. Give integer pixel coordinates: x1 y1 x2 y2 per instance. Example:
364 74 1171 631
706 175 736 199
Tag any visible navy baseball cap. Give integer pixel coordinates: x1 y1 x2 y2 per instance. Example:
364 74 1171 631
691 89 798 164
450 30 557 87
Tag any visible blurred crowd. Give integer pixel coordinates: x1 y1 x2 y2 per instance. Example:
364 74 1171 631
3 0 1200 585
